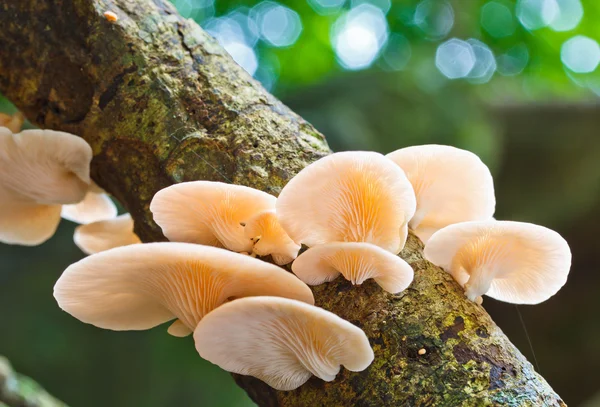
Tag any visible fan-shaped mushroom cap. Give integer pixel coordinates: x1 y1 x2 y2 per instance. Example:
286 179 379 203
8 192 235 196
74 213 141 255
0 128 92 245
0 128 92 205
386 145 495 243
424 220 571 304
243 210 300 265
194 297 373 390
62 183 118 224
0 112 24 133
0 196 62 246
150 181 276 252
54 243 314 336
277 151 416 254
292 242 414 294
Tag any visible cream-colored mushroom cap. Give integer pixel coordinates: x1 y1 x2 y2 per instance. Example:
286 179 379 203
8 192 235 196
194 297 373 390
277 151 416 254
424 220 571 304
243 210 300 265
386 145 495 243
0 128 92 245
54 243 315 337
150 181 276 252
0 112 24 133
62 182 118 224
74 213 141 255
292 242 414 294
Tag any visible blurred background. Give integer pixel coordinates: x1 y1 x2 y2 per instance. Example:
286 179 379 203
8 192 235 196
1 0 599 405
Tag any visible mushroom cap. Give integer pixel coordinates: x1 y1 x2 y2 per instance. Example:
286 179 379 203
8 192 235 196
194 296 373 390
0 128 92 205
54 243 315 334
244 210 300 265
150 181 276 252
386 145 495 243
61 183 118 224
277 151 416 254
0 192 62 245
291 242 414 294
73 213 141 255
424 220 571 304
0 112 25 133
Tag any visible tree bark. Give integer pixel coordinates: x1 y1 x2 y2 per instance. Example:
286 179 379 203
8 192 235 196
0 0 566 405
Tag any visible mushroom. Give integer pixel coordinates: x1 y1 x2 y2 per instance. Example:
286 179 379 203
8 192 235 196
0 128 92 245
150 181 276 252
194 296 373 390
424 220 571 304
61 182 118 224
291 242 414 294
74 213 141 255
277 151 416 254
54 243 315 337
243 210 300 265
386 145 495 243
0 111 24 133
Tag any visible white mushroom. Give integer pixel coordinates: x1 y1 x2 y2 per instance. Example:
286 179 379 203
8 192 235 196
74 213 141 255
194 297 373 390
243 210 300 265
277 151 416 254
150 181 276 252
292 242 414 294
54 243 315 336
386 145 495 243
0 128 92 245
61 182 118 224
424 220 571 304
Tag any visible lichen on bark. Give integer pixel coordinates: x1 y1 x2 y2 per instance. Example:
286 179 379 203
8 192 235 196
0 0 566 406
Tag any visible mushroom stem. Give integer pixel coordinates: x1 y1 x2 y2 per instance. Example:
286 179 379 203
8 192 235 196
464 266 495 303
408 208 428 231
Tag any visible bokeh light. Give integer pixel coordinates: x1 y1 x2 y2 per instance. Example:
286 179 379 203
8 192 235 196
466 39 496 83
381 33 412 71
351 0 391 13
516 0 559 30
435 38 475 79
205 15 258 75
413 0 454 40
496 43 529 76
332 4 389 70
561 35 600 73
549 0 583 32
172 0 215 20
308 0 346 15
480 1 516 38
252 2 303 47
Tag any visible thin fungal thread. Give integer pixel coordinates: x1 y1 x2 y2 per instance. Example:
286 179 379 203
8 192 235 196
515 304 541 374
168 128 233 183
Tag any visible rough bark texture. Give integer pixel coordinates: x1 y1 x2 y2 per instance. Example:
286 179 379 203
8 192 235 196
0 356 66 407
0 0 566 405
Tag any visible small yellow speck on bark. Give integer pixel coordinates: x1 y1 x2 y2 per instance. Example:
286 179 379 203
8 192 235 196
418 348 426 355
103 11 118 22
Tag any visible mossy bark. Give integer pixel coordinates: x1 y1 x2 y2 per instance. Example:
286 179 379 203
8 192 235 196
0 0 566 405
0 356 67 407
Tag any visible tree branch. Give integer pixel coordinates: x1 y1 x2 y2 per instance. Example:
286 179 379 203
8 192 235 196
0 356 67 407
0 0 566 405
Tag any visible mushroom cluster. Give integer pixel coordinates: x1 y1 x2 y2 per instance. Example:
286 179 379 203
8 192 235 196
0 116 140 251
0 123 568 391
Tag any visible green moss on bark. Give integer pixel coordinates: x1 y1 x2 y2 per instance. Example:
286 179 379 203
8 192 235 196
0 0 566 406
